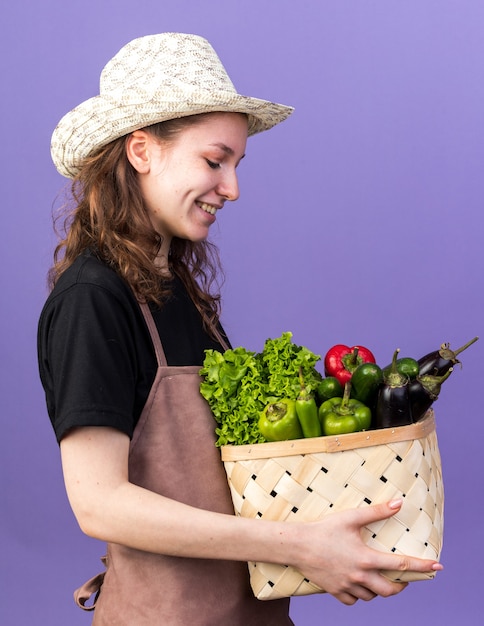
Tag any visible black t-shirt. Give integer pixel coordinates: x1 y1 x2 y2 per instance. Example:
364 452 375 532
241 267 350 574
37 251 228 443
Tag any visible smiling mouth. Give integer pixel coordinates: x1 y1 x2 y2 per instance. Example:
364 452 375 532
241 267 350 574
197 202 218 215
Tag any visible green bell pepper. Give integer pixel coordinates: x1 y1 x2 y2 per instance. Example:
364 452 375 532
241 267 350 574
319 382 372 436
258 399 303 442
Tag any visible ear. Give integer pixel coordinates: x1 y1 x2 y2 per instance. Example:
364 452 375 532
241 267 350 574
126 130 152 174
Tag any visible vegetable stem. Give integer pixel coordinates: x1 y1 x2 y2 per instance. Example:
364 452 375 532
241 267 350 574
453 336 479 357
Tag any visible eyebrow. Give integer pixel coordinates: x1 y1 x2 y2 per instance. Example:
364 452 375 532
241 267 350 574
209 143 246 160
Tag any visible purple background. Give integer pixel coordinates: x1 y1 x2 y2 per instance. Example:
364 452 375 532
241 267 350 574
2 1 483 624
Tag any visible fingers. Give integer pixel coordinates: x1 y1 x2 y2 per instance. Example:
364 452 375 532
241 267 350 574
347 498 404 527
382 553 444 576
346 498 443 574
347 586 379 602
334 592 359 606
357 571 408 598
333 579 406 605
299 500 442 607
360 545 443 585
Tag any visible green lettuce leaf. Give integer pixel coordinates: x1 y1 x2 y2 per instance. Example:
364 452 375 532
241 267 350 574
200 332 321 446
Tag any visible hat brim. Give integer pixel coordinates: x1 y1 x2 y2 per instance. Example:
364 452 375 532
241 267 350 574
51 88 294 178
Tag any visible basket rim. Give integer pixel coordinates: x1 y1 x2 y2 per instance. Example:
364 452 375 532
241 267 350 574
221 410 435 461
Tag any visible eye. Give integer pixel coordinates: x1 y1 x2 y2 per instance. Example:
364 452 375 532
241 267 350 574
206 159 221 170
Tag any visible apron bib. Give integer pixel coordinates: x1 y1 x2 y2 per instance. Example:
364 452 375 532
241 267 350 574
75 302 293 625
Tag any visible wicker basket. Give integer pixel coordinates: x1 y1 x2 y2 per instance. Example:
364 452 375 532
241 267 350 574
221 410 443 600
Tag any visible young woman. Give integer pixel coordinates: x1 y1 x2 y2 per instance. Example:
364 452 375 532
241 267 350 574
38 33 442 625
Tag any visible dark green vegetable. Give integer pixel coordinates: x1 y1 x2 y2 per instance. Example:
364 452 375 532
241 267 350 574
382 357 419 380
259 400 303 441
296 368 322 438
316 376 344 403
374 349 413 429
350 362 383 407
319 382 372 435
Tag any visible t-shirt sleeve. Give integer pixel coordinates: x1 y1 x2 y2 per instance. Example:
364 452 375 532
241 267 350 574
38 283 143 442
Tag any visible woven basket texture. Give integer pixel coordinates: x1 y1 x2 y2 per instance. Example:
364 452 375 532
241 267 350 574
221 412 443 600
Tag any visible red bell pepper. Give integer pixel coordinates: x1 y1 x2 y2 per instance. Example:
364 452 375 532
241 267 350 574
324 344 376 386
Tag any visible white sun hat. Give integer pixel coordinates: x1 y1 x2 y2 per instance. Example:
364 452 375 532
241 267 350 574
51 32 294 178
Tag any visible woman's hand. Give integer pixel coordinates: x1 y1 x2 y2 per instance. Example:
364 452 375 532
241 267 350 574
283 499 443 605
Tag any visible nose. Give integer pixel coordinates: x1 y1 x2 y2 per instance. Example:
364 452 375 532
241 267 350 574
216 168 240 202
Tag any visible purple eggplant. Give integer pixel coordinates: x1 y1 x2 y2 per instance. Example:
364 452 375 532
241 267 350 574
418 336 478 376
408 368 453 422
374 349 413 429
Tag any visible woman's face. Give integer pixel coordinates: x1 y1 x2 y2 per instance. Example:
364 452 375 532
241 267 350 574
136 112 248 251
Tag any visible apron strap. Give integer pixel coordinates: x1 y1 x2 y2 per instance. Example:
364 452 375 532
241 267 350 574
139 301 168 367
73 556 107 611
139 300 230 362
